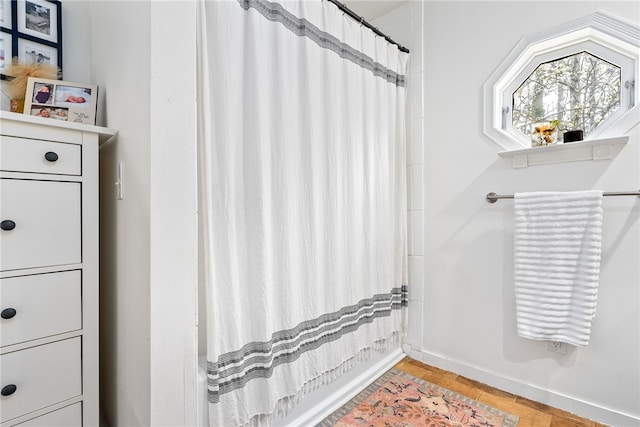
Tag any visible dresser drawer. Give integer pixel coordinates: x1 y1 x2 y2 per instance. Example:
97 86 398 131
0 136 81 176
12 403 82 427
0 271 81 347
0 337 81 423
0 179 81 271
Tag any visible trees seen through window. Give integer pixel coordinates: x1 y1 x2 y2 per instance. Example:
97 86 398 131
512 52 621 141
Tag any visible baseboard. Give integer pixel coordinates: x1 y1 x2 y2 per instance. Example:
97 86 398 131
275 347 405 427
411 348 639 427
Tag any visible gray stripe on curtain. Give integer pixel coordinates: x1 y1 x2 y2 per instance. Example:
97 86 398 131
237 0 406 87
207 288 403 402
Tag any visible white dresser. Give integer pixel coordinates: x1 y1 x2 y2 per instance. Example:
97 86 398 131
0 111 115 426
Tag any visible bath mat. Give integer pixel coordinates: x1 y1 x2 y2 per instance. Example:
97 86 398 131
318 368 519 427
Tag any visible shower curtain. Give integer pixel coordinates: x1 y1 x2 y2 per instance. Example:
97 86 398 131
198 0 408 425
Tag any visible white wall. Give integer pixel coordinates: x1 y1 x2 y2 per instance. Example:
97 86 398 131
90 2 153 425
62 1 198 426
61 1 91 84
382 1 639 425
148 2 198 426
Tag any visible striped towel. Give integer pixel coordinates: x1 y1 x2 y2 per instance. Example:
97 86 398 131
514 190 603 347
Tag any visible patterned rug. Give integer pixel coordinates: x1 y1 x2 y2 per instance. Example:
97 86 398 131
318 368 519 427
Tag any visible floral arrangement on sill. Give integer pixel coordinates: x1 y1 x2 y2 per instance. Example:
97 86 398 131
530 119 586 148
2 59 60 113
531 120 559 147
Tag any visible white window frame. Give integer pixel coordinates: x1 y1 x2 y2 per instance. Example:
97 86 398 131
483 12 640 151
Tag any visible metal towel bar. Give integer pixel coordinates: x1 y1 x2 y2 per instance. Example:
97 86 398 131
486 190 640 203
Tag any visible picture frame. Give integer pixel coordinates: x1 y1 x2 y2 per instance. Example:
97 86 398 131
0 0 13 30
0 31 11 74
18 37 57 66
17 0 57 43
24 77 97 125
0 0 62 79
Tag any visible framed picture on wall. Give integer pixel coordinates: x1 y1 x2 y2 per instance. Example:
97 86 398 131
24 77 97 124
0 0 62 79
17 0 58 43
0 31 12 74
0 0 13 29
18 37 57 66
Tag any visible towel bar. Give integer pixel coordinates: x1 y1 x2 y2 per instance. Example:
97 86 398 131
486 190 640 203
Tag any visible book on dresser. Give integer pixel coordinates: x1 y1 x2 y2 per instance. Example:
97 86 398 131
0 111 115 427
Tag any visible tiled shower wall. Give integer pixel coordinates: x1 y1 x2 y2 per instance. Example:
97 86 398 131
373 1 425 355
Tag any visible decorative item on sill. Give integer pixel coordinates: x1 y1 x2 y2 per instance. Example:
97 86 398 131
3 59 60 113
531 120 558 147
563 130 584 143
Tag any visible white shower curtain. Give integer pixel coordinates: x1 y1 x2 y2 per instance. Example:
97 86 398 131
198 1 408 425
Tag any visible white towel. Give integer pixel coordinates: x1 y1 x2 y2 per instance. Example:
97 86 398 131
514 190 603 347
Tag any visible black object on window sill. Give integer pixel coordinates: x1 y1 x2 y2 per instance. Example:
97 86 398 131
564 130 584 143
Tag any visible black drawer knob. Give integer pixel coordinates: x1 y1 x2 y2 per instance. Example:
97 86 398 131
44 151 59 162
0 220 16 231
1 384 17 396
1 308 17 319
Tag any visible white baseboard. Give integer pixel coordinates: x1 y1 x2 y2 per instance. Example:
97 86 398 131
275 347 405 427
413 348 639 427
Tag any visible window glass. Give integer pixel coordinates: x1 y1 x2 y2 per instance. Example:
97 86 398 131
512 52 621 140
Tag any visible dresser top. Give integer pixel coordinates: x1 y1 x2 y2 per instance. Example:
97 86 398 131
1 111 116 144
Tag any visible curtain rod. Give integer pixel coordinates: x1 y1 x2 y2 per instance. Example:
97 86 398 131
325 0 410 53
486 190 640 203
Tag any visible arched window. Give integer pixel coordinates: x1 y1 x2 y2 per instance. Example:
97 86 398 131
484 12 639 152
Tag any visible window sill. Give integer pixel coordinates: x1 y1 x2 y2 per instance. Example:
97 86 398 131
497 136 629 168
